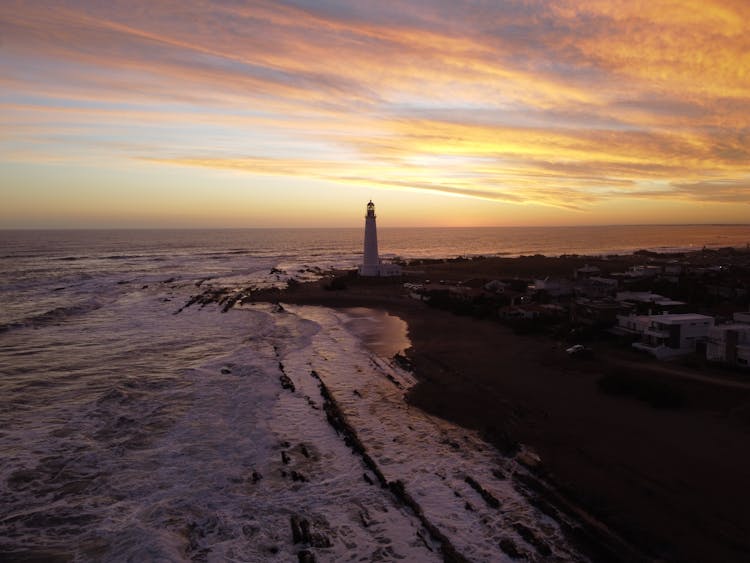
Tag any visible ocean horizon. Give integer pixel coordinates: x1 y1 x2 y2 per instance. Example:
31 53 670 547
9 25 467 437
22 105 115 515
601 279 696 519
4 224 750 263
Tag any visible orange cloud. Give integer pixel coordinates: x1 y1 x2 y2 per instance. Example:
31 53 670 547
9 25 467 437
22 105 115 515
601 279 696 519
2 1 750 225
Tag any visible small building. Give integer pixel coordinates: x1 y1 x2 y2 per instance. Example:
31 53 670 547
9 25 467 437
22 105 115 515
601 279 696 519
571 298 630 327
500 303 565 321
532 278 573 298
615 291 686 314
484 279 507 293
575 276 618 299
706 324 750 367
575 264 601 279
616 313 714 359
662 262 684 283
625 265 662 278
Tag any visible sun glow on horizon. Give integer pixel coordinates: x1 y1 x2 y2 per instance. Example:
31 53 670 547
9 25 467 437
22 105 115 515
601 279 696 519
2 1 750 228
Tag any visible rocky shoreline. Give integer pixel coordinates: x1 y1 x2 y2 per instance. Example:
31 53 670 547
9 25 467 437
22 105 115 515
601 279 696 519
179 251 750 562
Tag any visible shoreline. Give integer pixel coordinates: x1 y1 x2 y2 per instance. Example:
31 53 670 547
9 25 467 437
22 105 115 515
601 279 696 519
240 251 750 563
266 285 647 561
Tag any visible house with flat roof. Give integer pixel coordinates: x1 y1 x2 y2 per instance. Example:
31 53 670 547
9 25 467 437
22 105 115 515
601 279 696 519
615 291 686 314
706 312 750 368
616 313 714 359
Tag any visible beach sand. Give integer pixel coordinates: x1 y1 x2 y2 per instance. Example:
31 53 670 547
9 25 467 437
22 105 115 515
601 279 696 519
252 259 750 562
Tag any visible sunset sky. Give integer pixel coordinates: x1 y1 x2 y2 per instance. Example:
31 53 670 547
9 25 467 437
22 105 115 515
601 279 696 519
2 0 749 228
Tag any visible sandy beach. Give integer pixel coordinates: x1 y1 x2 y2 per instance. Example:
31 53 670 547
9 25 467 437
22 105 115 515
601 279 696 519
254 257 750 563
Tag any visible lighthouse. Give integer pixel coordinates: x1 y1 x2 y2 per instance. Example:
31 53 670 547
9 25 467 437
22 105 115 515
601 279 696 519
358 201 402 277
360 200 380 276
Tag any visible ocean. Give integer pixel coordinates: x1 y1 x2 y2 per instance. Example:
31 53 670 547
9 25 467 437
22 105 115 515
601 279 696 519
1 225 749 561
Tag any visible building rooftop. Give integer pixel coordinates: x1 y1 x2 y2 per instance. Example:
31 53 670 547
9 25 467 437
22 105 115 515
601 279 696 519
616 291 685 307
650 313 714 323
710 323 750 332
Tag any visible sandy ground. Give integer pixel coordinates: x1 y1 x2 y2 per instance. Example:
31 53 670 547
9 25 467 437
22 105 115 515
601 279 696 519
256 268 750 563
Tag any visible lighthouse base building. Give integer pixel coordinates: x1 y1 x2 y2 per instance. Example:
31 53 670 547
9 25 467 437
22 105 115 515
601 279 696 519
358 201 402 277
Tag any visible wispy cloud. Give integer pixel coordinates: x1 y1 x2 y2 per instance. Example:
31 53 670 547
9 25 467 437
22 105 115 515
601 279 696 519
2 0 750 221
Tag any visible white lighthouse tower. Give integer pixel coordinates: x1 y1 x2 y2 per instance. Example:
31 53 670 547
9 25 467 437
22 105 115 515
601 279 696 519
360 200 380 276
358 200 401 277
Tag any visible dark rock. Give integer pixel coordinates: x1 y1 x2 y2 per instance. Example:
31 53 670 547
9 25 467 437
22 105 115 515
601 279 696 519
297 549 315 563
221 294 240 313
290 515 303 543
385 374 403 388
300 519 311 543
291 471 307 482
513 522 552 556
7 469 37 490
393 353 413 370
465 475 500 508
221 367 231 375
310 533 331 548
499 538 523 559
279 375 295 392
281 451 290 465
363 472 374 485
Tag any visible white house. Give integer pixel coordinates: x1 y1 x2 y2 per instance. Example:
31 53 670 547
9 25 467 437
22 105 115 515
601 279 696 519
616 313 714 359
706 324 750 367
706 312 750 367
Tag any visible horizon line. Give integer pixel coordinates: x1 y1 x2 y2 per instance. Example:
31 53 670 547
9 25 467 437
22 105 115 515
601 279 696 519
2 223 750 232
